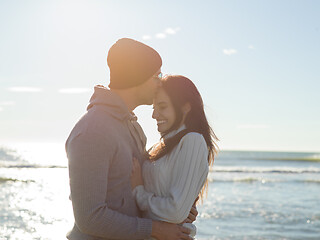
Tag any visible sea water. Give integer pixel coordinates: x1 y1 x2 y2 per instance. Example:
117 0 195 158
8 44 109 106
1 143 320 240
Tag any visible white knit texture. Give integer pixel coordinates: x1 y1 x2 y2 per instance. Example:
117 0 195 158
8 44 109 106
133 132 209 224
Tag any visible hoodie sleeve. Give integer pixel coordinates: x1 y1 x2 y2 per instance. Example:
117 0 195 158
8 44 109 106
66 129 152 239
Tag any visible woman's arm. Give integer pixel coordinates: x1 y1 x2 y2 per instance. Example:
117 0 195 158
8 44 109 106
132 133 209 223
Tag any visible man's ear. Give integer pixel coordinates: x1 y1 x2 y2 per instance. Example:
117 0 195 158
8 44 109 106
182 102 191 115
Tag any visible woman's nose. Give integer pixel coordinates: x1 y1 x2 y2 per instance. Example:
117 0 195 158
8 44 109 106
152 109 158 119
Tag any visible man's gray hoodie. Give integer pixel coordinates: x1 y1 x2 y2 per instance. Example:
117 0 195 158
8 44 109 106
66 85 152 240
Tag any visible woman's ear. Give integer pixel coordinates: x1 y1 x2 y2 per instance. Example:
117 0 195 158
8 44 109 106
182 102 191 116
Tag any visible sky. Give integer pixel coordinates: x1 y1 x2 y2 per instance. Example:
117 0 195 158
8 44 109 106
0 0 320 152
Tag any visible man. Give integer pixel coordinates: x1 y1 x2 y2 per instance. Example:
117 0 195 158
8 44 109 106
66 38 196 240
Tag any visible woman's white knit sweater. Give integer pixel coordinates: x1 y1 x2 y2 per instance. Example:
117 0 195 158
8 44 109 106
132 126 209 224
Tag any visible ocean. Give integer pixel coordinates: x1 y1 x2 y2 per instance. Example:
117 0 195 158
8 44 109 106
1 143 320 240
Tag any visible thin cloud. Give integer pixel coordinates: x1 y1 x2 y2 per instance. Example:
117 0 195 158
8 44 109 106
155 33 166 39
0 101 15 106
223 49 238 55
143 27 180 40
58 88 91 94
0 101 15 112
237 124 269 129
165 27 180 35
7 87 43 92
142 35 152 40
248 45 255 49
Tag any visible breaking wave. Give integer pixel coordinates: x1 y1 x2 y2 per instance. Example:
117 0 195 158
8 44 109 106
210 166 320 174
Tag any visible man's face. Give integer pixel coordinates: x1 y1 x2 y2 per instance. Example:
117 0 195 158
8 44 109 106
138 69 162 105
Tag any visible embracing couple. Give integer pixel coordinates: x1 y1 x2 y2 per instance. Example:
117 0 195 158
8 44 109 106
65 38 218 240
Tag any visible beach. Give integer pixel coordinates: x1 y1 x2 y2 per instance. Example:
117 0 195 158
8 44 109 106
1 143 320 239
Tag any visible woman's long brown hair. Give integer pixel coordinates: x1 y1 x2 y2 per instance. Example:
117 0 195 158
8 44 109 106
148 75 219 200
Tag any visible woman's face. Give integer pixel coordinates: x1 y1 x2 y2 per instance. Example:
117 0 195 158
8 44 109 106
152 88 176 134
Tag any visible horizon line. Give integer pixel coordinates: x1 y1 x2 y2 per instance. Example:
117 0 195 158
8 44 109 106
0 141 319 154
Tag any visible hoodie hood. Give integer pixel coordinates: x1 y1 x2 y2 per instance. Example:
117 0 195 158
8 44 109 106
87 85 134 121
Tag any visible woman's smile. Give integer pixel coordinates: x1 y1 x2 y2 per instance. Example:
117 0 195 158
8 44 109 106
156 120 167 125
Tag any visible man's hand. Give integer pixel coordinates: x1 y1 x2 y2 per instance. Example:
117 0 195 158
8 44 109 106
185 205 198 223
151 221 192 240
183 197 199 224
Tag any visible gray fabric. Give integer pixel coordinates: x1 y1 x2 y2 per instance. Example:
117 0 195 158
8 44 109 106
66 85 152 240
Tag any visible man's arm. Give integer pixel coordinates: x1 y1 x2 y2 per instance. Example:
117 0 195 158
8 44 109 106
67 131 152 239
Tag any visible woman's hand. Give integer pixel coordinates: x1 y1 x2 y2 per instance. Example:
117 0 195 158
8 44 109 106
131 157 144 189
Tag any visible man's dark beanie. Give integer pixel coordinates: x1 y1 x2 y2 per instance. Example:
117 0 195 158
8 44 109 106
107 38 162 89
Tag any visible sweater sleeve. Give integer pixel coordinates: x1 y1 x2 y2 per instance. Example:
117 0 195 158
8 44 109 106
67 130 152 239
132 133 209 223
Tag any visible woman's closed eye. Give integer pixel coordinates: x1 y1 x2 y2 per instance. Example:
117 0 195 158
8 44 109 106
157 103 167 110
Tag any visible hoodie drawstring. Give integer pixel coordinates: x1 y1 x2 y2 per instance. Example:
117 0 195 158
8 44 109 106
126 114 147 155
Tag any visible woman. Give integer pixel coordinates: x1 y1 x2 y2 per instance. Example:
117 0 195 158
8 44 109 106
131 75 218 238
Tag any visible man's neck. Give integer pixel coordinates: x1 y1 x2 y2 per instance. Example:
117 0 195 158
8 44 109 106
110 89 138 112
